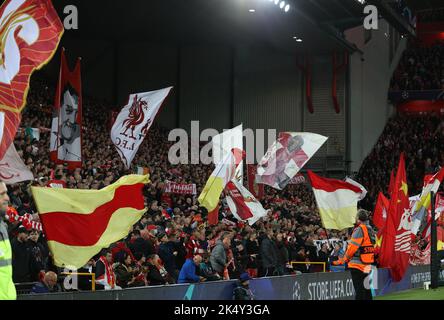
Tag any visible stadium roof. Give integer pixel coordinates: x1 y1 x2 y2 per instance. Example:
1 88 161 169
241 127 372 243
54 0 368 55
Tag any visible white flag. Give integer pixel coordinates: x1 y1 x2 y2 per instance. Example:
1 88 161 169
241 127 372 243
225 179 269 226
111 87 172 169
345 177 367 201
212 124 243 183
0 143 34 184
256 132 328 190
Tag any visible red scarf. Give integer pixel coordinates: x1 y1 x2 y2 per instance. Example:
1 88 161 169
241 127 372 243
98 256 115 288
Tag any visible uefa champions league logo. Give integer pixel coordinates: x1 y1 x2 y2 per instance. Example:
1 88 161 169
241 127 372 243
292 281 301 300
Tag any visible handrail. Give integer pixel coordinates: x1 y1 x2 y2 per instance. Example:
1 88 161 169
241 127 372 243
290 261 326 273
61 272 95 292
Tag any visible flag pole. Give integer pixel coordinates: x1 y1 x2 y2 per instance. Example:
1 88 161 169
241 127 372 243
431 191 439 289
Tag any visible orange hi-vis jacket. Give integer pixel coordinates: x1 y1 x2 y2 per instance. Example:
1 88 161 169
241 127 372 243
336 222 375 272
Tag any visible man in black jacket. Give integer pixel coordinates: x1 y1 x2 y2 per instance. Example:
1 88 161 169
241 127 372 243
259 230 278 277
158 233 178 281
11 226 33 283
275 233 289 275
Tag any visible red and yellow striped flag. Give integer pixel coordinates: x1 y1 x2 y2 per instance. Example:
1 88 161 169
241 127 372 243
31 174 149 269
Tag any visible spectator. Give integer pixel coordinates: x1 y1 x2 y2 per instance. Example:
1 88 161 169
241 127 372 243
259 230 278 277
95 250 119 290
197 253 221 281
178 255 205 284
11 226 33 283
210 232 231 277
114 252 137 288
31 271 61 294
158 232 179 281
146 254 173 286
245 232 259 278
77 258 96 291
27 229 48 281
275 233 289 275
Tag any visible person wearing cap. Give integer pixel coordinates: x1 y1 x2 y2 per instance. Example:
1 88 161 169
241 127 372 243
11 225 34 284
0 180 16 300
233 272 255 300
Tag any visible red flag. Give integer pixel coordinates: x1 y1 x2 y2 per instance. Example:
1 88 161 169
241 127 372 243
0 0 64 158
380 153 412 281
225 181 254 220
208 205 220 226
247 164 264 200
373 192 389 229
50 49 82 169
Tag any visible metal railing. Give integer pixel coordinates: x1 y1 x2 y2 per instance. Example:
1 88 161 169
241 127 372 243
61 272 96 292
290 261 326 273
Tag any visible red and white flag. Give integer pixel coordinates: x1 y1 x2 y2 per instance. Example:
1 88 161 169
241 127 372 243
373 192 389 230
0 143 34 184
225 179 268 226
111 87 172 169
0 0 64 159
51 49 82 170
307 171 365 230
256 132 327 190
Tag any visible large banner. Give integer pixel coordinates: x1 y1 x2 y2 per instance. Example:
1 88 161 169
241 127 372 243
256 132 327 190
164 181 197 195
51 49 82 169
0 0 64 159
0 143 34 184
111 87 172 169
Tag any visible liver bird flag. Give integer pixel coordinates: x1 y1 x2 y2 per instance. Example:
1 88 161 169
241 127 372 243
256 132 327 190
31 174 150 269
111 87 172 169
0 0 64 159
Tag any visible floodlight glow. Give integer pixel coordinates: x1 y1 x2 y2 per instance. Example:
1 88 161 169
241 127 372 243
249 9 256 13
284 4 290 12
274 0 279 5
279 1 285 9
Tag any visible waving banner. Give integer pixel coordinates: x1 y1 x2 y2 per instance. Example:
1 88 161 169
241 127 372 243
256 132 327 190
111 87 172 169
51 49 82 169
0 143 34 184
0 0 64 158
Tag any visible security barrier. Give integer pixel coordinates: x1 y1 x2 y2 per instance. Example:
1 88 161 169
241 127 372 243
290 261 326 273
18 265 432 300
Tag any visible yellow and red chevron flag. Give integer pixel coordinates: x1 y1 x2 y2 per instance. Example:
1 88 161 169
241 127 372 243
31 175 150 269
0 0 64 158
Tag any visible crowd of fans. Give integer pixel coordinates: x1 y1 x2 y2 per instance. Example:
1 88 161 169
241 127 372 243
390 41 444 91
6 76 350 294
357 113 444 210
5 69 444 294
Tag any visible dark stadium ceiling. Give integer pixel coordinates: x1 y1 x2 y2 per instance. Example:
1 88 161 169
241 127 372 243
52 0 370 55
405 0 444 12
